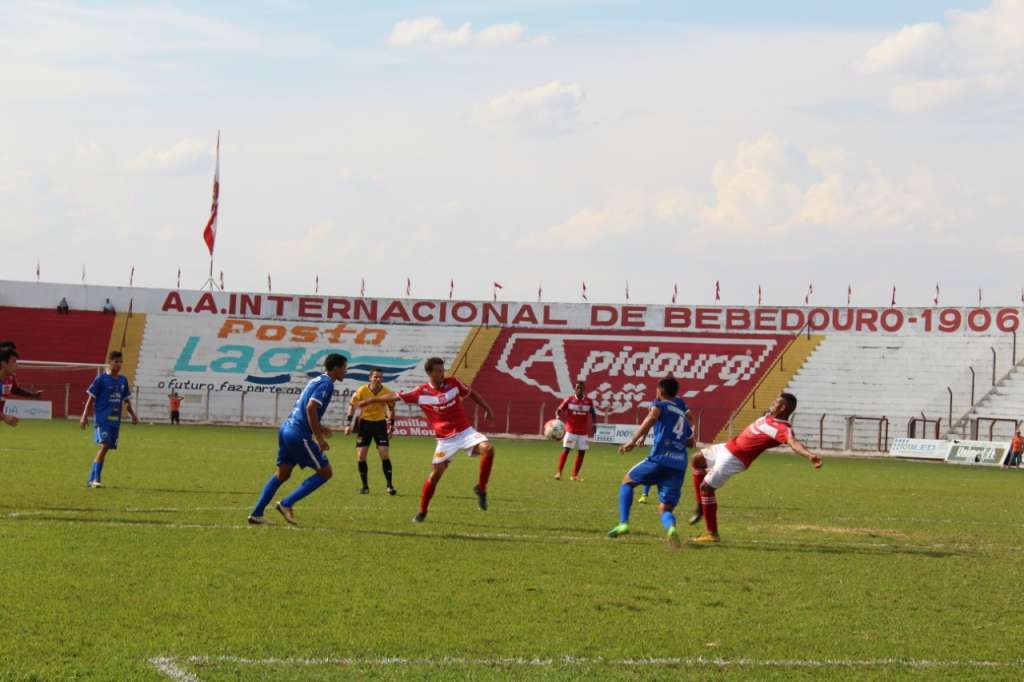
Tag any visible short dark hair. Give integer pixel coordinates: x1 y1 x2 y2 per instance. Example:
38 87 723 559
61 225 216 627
0 349 19 363
575 381 585 388
108 350 123 362
0 340 15 351
657 377 679 398
780 392 798 412
424 357 445 373
369 367 384 375
324 353 347 371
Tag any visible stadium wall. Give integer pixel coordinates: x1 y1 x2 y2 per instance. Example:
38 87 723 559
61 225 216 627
2 280 1021 447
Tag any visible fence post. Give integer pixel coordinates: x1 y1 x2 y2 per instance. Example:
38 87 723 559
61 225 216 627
64 383 70 418
205 386 211 422
991 347 997 386
819 413 826 450
505 400 511 434
240 391 246 424
845 416 854 451
136 387 143 422
274 391 280 423
969 368 975 406
946 387 953 436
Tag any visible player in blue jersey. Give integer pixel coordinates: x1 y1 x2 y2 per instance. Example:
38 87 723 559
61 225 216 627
80 351 138 488
248 353 347 525
607 377 694 549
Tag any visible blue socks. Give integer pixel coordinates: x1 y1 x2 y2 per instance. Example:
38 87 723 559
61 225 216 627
642 485 652 496
618 483 634 524
251 475 284 517
281 473 328 508
660 510 677 530
88 461 104 483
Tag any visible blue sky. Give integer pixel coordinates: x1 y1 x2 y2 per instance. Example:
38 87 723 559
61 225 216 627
1 0 1022 306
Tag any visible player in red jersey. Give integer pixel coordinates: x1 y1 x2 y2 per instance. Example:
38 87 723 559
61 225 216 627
0 347 21 428
358 356 495 524
689 392 822 543
0 341 42 428
554 381 597 481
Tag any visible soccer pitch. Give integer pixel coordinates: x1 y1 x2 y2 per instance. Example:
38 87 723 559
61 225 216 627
1 421 1022 681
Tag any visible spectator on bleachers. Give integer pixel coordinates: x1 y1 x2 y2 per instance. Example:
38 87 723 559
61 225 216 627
57 297 70 315
102 299 115 314
1007 431 1023 468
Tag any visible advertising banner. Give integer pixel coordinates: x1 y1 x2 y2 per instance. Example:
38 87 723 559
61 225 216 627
889 438 951 460
3 400 53 420
592 423 653 446
945 439 1010 467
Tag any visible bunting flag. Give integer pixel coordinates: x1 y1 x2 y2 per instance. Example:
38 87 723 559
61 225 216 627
1020 288 1023 306
202 131 220 256
219 271 224 290
493 281 503 302
267 273 272 293
978 288 983 307
757 284 763 306
81 265 86 284
315 274 319 294
177 268 181 289
360 278 366 298
847 284 852 306
35 261 40 282
537 283 543 302
804 283 813 305
582 281 588 301
714 280 720 302
405 278 411 297
933 284 940 306
129 266 135 287
890 285 896 307
625 281 630 301
671 283 678 305
449 279 454 300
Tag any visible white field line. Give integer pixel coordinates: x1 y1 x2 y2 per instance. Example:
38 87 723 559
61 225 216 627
148 654 1024 681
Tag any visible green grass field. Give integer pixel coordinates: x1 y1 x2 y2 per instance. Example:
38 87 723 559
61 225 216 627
1 420 1023 681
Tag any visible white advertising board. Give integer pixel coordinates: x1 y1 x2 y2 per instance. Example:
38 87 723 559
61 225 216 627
3 400 53 420
889 438 951 461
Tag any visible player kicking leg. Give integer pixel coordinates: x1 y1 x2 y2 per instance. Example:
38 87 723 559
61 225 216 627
248 354 346 525
689 393 822 543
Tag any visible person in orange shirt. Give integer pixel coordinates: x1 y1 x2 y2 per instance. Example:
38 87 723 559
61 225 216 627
168 392 182 425
1007 431 1023 468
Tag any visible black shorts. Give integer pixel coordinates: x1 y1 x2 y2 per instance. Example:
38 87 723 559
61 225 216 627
356 420 390 448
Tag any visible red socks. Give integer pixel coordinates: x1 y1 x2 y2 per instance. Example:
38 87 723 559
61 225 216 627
477 452 494 493
556 449 570 475
692 467 706 503
701 489 719 534
571 452 586 477
419 477 438 514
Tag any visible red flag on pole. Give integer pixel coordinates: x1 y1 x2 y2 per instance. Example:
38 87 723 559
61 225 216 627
493 281 503 302
219 271 224 290
804 283 813 305
449 279 454 300
933 284 939 306
582 281 588 301
267 273 272 293
360 278 366 298
671 283 678 304
757 284 763 306
847 284 852 306
315 274 319 294
537 283 542 302
714 280 720 302
978 288 983 307
35 261 40 282
406 278 411 297
203 131 220 256
176 268 181 289
890 285 896 307
129 266 134 287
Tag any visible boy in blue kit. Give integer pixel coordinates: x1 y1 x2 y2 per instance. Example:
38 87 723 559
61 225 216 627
80 351 138 488
608 377 695 549
248 353 347 525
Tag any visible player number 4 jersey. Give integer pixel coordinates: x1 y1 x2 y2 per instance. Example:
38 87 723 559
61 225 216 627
557 395 595 435
399 378 472 439
725 415 793 467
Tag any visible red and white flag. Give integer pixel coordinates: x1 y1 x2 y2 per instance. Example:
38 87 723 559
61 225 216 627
714 280 720 302
176 268 181 289
315 274 319 294
405 278 411 297
757 284 763 306
582 281 588 301
219 271 224 290
933 284 940 306
493 281 503 301
202 131 220 257
267 273 272 292
890 285 896 307
671 283 678 304
360 278 366 298
449 279 454 300
847 284 852 306
129 266 135 287
804 283 813 305
625 281 630 301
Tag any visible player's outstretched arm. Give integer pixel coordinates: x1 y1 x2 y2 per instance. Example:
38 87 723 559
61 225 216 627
358 395 398 408
306 400 330 451
618 407 661 454
789 436 823 469
124 398 139 425
79 395 94 430
467 388 494 421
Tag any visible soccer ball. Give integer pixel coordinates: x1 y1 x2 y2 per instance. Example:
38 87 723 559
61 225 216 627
544 419 566 440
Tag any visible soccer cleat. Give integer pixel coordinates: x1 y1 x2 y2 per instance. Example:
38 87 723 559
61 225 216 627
667 526 682 549
87 481 103 489
691 532 721 544
274 502 297 525
247 515 269 525
570 475 583 482
638 494 648 504
359 487 370 495
387 486 397 496
607 523 630 538
688 505 703 525
473 485 488 511
412 512 427 523
554 473 561 480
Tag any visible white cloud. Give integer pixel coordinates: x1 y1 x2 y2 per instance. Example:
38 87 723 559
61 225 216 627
474 81 585 136
860 0 1024 112
130 140 210 174
387 17 543 49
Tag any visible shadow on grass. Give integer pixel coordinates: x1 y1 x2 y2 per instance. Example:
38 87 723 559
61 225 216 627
695 539 964 559
351 527 584 546
111 486 253 496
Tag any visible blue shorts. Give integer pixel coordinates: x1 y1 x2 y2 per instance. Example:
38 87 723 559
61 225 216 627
94 424 121 449
276 428 330 470
626 459 686 506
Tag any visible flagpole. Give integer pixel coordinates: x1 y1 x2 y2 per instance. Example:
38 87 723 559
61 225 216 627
200 130 222 291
